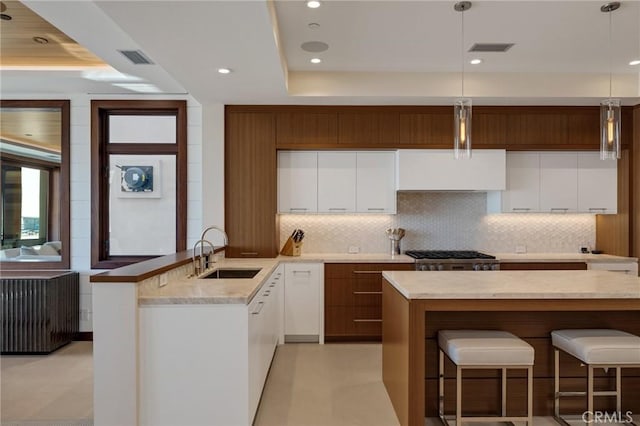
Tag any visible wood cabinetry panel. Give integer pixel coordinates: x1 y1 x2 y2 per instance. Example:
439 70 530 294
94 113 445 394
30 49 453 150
276 112 337 147
224 111 277 258
472 111 508 146
507 112 568 146
325 262 413 340
338 112 399 145
499 262 587 270
398 110 452 145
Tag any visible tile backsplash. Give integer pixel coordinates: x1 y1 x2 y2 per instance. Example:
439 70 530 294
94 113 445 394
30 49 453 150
279 192 595 254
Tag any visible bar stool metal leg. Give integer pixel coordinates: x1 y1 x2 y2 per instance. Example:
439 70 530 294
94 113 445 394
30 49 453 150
616 367 621 414
439 349 445 422
456 365 462 425
527 365 533 426
501 367 507 417
588 365 594 423
554 348 560 420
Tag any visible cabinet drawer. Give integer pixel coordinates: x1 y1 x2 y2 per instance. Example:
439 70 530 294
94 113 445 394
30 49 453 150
325 278 382 307
325 306 382 337
324 262 412 278
499 262 587 270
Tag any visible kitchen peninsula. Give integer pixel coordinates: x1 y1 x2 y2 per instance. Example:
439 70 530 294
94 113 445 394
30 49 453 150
381 270 640 426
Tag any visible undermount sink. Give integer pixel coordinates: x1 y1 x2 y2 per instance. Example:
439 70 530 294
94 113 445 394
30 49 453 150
202 268 261 279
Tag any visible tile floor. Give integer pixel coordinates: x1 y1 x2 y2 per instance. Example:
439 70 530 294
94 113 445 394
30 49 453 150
1 341 587 426
1 342 93 425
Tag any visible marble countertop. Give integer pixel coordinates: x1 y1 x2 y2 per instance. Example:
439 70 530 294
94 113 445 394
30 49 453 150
493 253 638 263
138 258 280 305
382 270 640 300
277 253 414 263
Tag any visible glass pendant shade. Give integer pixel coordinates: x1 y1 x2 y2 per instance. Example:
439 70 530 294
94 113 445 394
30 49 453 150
454 98 472 159
600 99 621 160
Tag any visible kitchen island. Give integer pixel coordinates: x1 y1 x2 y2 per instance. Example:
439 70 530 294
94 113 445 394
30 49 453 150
381 270 640 426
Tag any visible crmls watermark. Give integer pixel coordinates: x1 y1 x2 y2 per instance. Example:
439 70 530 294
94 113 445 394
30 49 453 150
582 411 634 423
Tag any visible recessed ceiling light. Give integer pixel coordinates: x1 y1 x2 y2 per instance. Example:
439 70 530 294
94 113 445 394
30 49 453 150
307 0 321 8
33 36 49 44
630 59 640 66
217 68 232 74
469 58 483 65
310 58 322 64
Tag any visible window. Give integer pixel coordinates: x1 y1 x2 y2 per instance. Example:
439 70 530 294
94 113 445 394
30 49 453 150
0 100 70 269
91 100 187 269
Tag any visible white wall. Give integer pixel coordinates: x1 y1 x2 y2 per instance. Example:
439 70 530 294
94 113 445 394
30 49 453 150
3 93 212 332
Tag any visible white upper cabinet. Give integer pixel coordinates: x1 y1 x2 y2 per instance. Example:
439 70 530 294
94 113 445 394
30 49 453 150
356 151 397 214
488 151 617 214
318 152 357 213
502 152 540 213
539 152 578 212
577 152 617 214
278 150 397 214
278 151 317 213
397 149 506 191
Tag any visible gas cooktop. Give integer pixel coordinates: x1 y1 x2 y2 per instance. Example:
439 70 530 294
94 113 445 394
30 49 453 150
405 250 496 260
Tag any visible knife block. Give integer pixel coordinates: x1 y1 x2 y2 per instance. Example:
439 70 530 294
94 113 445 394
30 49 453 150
280 236 302 256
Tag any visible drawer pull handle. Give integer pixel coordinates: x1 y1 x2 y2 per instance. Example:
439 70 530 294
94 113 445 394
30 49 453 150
588 208 607 212
353 291 382 295
367 208 385 211
353 319 382 323
240 252 259 256
328 207 347 211
289 208 308 211
353 271 382 275
550 208 569 212
293 270 311 274
251 302 264 315
512 208 531 212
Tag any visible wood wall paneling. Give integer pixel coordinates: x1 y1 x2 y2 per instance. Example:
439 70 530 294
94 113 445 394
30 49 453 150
338 112 399 146
472 111 508 146
224 111 277 258
596 148 630 256
398 110 452 145
275 111 337 147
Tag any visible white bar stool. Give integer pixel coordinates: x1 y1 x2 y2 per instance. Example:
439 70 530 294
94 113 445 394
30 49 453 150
551 329 640 425
438 330 535 426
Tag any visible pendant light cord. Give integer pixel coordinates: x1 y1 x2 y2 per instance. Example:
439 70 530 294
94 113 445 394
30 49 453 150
461 7 465 97
608 8 612 100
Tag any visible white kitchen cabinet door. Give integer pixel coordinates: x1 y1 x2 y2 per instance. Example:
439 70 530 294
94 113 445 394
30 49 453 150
318 152 356 213
356 151 397 213
284 263 322 341
397 149 506 191
278 151 317 213
502 152 540 213
577 152 617 214
539 152 578 213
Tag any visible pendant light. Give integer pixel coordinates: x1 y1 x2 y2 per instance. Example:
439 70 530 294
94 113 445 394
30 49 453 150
600 2 621 160
454 1 472 159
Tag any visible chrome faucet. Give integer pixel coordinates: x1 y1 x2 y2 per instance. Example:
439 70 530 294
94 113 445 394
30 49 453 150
192 226 228 276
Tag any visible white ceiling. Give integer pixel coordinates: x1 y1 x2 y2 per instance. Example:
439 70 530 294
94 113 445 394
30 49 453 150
2 0 640 106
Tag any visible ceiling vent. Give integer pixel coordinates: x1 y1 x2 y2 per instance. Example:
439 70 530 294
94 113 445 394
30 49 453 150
468 43 514 53
118 50 154 65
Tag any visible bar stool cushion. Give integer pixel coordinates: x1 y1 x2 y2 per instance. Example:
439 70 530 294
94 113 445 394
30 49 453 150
551 329 640 365
438 330 535 366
